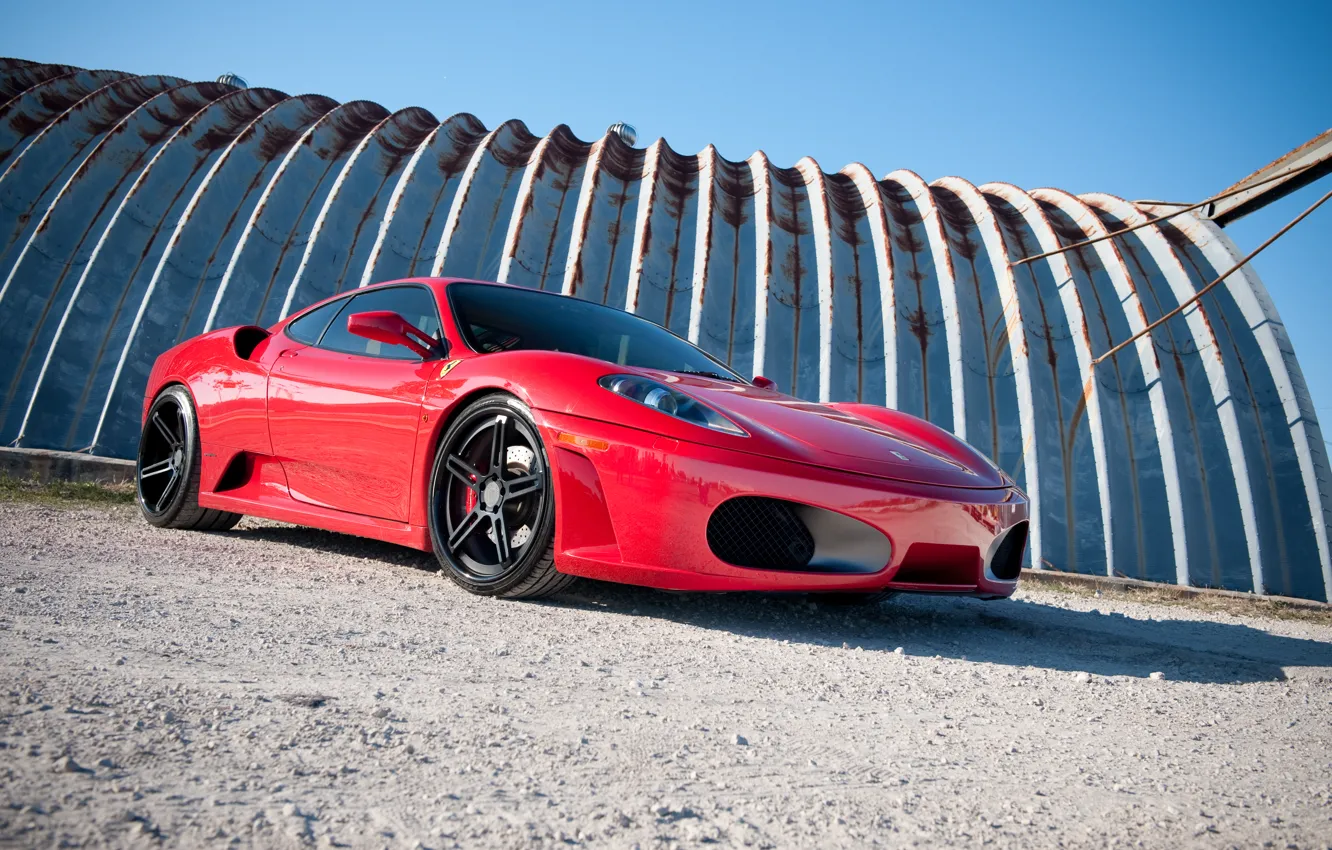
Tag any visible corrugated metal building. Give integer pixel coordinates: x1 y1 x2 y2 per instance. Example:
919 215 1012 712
0 57 1328 600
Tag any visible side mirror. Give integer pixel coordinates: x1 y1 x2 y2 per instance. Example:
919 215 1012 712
346 311 442 359
752 375 777 391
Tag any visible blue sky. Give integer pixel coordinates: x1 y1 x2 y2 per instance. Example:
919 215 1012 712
6 0 1330 420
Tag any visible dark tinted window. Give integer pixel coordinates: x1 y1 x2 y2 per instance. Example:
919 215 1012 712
285 298 345 345
448 283 742 380
318 286 442 360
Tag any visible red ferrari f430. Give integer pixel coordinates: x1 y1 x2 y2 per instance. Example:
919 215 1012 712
136 278 1028 601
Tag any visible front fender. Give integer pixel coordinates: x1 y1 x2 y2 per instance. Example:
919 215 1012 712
422 350 756 449
411 350 739 529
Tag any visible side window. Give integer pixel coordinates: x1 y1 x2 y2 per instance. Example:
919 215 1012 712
284 298 346 345
317 286 443 360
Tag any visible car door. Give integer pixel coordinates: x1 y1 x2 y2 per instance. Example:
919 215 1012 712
267 284 443 522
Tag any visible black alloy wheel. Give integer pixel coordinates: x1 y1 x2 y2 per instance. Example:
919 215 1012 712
429 394 573 598
136 384 241 531
138 393 188 517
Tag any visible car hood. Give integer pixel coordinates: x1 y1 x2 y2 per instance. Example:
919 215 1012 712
646 372 1008 489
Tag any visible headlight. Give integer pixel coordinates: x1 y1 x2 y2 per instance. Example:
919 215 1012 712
599 375 747 437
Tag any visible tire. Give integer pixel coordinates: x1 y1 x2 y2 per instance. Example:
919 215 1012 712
136 384 242 532
428 393 574 599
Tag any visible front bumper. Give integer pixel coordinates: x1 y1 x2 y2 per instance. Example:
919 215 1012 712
537 410 1028 596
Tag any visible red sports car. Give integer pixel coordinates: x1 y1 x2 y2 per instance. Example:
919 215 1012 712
137 278 1028 601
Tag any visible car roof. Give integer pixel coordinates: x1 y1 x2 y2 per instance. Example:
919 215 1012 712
282 277 514 320
368 277 516 292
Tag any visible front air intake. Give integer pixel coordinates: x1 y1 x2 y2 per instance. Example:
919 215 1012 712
987 521 1029 581
707 497 815 570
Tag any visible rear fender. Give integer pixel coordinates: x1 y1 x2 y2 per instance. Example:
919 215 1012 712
142 326 278 458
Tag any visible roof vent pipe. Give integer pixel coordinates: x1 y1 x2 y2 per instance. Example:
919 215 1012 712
607 122 637 146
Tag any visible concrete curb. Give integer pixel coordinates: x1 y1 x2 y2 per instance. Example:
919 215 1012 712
0 447 135 485
1020 567 1330 611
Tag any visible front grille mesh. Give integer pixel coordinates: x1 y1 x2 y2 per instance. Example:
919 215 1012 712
707 497 815 570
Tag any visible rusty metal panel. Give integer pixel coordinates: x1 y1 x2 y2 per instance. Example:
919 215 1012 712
927 181 1005 461
625 142 700 338
556 134 645 309
691 152 758 372
0 62 81 103
0 70 131 169
878 172 957 435
1034 191 1187 586
98 94 340 453
13 85 235 451
0 75 190 435
823 170 886 406
1152 215 1331 601
1202 225 1332 602
205 100 391 330
42 87 282 455
432 120 540 282
131 94 338 352
758 163 820 401
85 88 306 454
1085 196 1257 593
2 84 272 453
276 107 435 316
984 184 1111 577
1 58 1327 600
0 74 190 280
1 82 231 448
361 114 487 287
937 179 1055 562
333 108 438 291
929 177 1042 570
497 125 589 293
0 74 179 272
838 165 895 410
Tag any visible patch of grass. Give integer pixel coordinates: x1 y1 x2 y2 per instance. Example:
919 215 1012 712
1028 574 1332 626
0 475 136 507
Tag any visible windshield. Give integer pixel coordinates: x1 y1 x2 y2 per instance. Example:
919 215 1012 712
448 283 745 381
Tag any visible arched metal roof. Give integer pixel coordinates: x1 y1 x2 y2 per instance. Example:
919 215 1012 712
0 58 1327 600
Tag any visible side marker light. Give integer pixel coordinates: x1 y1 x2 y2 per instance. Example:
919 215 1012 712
557 433 610 451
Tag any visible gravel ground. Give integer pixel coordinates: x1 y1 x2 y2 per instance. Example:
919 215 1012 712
2 500 1331 849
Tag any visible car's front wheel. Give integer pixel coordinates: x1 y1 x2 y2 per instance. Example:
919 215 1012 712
136 384 242 531
428 393 573 599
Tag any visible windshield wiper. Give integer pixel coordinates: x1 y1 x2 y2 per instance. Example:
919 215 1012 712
671 368 743 383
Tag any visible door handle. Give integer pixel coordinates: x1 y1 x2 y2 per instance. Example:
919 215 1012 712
275 349 298 373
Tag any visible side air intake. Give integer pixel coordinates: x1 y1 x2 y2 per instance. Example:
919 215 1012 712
706 497 892 573
986 521 1029 581
233 325 271 360
707 497 815 570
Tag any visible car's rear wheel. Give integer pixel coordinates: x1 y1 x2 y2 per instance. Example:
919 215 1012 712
428 393 573 599
136 385 242 531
